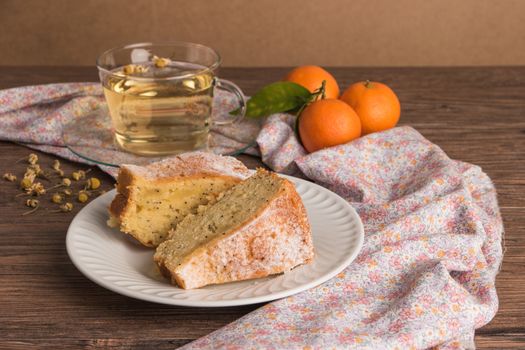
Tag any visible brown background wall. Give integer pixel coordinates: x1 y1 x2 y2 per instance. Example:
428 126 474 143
1 0 524 67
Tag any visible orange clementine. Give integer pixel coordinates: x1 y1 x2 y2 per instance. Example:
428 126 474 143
298 99 361 153
340 81 400 135
284 65 340 99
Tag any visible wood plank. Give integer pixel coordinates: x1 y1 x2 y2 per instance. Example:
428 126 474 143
476 333 525 350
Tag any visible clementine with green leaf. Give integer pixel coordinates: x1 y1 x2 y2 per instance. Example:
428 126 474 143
284 65 340 99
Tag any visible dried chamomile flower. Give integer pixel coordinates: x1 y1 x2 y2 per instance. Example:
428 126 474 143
3 173 17 182
62 178 72 187
72 170 86 181
63 188 72 196
51 193 63 204
122 64 149 75
59 202 73 212
22 199 39 215
134 65 148 73
153 56 171 68
30 182 46 196
20 177 33 189
30 164 49 180
35 182 46 195
77 191 89 203
55 169 64 177
28 164 42 175
52 159 61 171
122 64 136 75
23 169 37 182
26 199 39 208
86 177 101 190
24 169 34 178
28 153 38 165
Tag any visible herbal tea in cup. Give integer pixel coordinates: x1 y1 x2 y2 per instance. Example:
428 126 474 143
97 42 246 156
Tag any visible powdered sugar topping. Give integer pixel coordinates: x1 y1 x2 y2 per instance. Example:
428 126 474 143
121 152 251 180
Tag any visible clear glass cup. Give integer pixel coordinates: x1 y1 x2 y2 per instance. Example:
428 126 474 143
96 42 246 156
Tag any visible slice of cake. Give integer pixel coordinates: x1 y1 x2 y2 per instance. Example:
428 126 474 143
154 169 315 289
108 152 250 247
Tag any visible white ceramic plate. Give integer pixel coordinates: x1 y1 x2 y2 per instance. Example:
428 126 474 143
66 174 364 307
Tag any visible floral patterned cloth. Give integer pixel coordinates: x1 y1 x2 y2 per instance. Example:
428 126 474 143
0 83 503 349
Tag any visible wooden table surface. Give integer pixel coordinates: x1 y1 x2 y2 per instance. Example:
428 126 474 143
0 66 524 349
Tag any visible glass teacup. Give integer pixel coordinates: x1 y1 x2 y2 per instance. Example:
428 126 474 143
96 42 246 156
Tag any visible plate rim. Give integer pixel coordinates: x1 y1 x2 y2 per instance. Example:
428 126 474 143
66 173 364 307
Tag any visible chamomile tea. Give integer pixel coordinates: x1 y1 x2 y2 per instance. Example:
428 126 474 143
97 43 246 156
102 61 214 155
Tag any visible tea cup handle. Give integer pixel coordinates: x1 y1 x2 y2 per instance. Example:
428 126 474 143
213 78 246 126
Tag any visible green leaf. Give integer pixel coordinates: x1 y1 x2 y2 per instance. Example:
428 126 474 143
231 81 311 118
